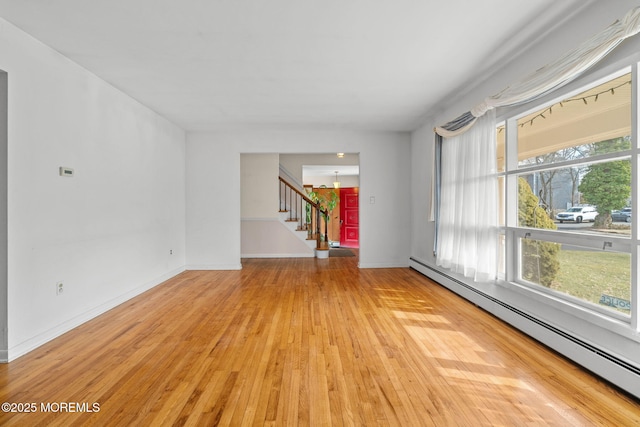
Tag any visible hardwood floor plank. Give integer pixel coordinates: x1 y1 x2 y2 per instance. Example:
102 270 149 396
1 257 638 426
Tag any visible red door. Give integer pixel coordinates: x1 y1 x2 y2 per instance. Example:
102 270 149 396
339 187 359 248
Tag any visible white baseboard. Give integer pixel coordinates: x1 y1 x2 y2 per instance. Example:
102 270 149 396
358 261 410 268
241 253 314 258
6 266 186 362
186 264 243 270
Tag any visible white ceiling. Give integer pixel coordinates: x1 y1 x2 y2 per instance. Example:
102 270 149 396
0 0 592 132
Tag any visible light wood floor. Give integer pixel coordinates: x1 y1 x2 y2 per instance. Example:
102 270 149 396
1 256 638 426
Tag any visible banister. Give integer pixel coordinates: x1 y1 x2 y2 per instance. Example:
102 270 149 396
278 176 327 216
279 176 329 249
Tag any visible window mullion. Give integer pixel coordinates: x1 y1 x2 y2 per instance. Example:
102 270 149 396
505 117 518 282
513 150 633 175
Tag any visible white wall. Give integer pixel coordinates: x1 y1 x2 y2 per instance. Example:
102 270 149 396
186 137 241 269
410 0 640 397
240 153 314 257
241 154 279 219
187 130 411 269
241 220 314 258
0 70 7 355
0 18 186 360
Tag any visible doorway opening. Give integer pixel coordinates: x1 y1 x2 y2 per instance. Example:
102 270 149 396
299 159 360 249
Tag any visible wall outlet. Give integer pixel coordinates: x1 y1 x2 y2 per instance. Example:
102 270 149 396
170 249 173 255
56 282 64 296
59 167 74 177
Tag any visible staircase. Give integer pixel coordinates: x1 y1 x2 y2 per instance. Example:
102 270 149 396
279 176 330 258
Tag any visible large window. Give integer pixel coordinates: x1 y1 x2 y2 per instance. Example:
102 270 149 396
502 69 634 319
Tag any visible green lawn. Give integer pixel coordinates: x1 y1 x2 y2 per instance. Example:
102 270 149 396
552 249 630 312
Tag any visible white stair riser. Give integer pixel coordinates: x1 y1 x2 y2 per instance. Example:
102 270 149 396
278 213 318 251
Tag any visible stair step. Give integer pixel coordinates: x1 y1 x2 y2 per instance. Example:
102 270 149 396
277 207 318 254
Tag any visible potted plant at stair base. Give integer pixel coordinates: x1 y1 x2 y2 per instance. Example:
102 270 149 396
316 246 330 259
307 186 339 258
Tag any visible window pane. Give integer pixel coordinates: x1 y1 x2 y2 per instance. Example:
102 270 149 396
498 176 505 227
498 232 505 279
517 73 631 167
520 238 631 315
497 125 505 172
518 158 631 236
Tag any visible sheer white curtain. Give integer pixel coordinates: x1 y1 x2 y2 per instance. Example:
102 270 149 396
436 109 497 282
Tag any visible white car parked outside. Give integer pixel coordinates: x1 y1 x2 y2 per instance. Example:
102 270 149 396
555 206 598 223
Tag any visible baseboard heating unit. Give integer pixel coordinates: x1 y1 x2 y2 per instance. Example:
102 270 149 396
409 257 640 400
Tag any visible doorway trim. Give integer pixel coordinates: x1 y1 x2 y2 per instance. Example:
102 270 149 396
0 70 8 362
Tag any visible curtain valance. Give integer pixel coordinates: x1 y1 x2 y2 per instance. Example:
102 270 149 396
435 6 640 138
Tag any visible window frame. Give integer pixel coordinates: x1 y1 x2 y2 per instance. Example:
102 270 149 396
496 60 639 333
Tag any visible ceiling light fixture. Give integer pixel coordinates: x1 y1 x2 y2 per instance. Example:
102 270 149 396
333 171 340 189
337 152 344 158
